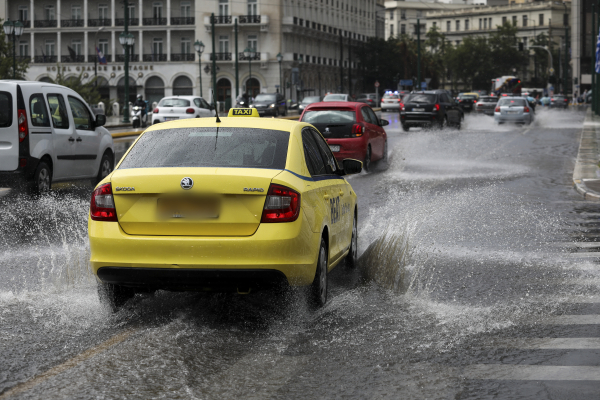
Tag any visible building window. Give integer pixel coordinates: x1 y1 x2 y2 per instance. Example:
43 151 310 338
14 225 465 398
180 1 191 18
416 11 422 19
488 18 492 29
218 0 229 16
98 4 109 20
389 10 393 20
218 35 229 53
479 18 482 30
18 6 29 22
98 39 109 56
390 24 394 36
153 2 163 19
447 21 451 32
512 16 517 26
401 9 406 20
455 40 460 46
71 39 82 55
522 15 527 27
433 22 437 29
456 20 460 31
400 24 406 34
45 40 55 56
465 19 469 30
19 41 29 57
45 5 55 20
71 5 82 20
247 0 257 16
153 38 163 55
180 37 191 53
539 13 544 26
523 37 528 48
502 16 507 25
128 3 135 18
247 34 257 51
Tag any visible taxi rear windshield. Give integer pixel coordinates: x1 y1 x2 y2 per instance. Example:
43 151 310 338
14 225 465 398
118 127 289 170
301 110 356 124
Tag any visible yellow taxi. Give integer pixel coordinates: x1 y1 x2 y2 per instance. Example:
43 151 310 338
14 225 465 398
89 108 362 311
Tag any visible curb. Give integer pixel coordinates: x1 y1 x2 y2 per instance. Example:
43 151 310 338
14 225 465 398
573 106 600 201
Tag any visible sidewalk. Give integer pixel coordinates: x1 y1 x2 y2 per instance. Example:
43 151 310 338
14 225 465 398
573 107 600 200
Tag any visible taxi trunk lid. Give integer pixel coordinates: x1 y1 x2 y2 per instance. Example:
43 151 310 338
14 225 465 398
111 168 281 236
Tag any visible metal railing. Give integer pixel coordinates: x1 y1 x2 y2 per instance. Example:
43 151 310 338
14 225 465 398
143 17 167 25
238 15 261 24
88 18 112 27
115 18 139 26
171 17 194 25
34 20 57 28
34 55 58 63
115 54 139 62
171 53 195 61
210 52 232 61
238 52 261 61
142 53 167 62
61 55 85 62
210 15 232 24
61 19 84 27
88 54 112 62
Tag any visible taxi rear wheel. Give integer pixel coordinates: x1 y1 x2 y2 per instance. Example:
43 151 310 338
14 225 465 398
346 214 358 268
309 238 328 308
97 281 135 312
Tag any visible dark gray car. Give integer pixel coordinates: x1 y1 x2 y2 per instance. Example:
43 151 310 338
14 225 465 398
251 93 287 117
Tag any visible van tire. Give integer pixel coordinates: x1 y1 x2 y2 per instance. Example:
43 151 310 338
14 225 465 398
28 161 52 196
92 151 114 187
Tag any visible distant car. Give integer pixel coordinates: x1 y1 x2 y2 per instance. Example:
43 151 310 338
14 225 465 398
300 102 388 172
550 95 569 109
356 93 380 107
250 93 287 116
475 96 498 116
494 97 533 125
457 93 479 112
152 96 215 125
323 94 352 102
400 90 462 131
298 96 322 112
381 93 402 111
473 90 488 96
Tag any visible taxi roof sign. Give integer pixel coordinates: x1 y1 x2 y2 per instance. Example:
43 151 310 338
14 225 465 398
228 108 260 117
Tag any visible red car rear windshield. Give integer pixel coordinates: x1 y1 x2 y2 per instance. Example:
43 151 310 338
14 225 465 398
301 110 356 124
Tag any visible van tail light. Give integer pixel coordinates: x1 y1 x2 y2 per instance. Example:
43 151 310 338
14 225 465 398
524 106 530 112
17 109 28 142
351 123 365 136
153 108 159 113
186 108 195 114
261 184 300 223
90 183 118 222
434 104 440 111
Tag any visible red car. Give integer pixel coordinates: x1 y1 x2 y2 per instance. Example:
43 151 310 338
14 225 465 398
299 102 389 171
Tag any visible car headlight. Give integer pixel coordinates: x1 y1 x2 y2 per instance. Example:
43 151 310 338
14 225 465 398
250 104 255 108
269 103 275 108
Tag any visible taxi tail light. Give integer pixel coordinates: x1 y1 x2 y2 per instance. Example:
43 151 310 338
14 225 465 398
90 183 118 222
351 123 365 136
153 108 159 113
17 109 28 142
261 184 300 223
434 104 440 111
186 108 195 114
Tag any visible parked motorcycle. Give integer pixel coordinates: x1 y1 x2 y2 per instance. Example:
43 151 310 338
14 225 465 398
131 102 148 128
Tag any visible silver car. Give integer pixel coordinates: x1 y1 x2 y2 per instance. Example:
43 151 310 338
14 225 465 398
494 97 533 125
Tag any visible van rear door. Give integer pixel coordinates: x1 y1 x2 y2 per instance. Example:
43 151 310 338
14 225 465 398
0 87 18 171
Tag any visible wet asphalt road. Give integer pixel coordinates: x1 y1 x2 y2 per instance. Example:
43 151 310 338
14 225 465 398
1 108 598 399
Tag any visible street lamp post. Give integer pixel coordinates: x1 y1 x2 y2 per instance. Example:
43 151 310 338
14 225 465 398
3 19 24 79
297 58 303 102
119 32 135 123
194 40 205 97
94 26 105 86
276 52 283 95
243 47 256 97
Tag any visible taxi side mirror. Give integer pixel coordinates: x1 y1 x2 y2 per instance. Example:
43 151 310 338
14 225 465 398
95 114 106 127
379 119 389 127
342 159 362 175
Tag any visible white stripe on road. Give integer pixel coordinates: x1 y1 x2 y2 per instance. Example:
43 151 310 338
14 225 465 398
494 338 600 350
567 252 600 258
547 315 600 325
463 364 600 381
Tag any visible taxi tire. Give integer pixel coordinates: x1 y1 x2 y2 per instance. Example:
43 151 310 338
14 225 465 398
97 281 135 312
309 238 328 308
92 151 114 187
27 161 52 196
346 213 358 268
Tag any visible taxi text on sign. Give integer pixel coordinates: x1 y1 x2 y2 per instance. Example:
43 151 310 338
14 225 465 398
228 108 260 117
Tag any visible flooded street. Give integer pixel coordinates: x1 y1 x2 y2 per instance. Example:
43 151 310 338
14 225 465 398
2 109 599 399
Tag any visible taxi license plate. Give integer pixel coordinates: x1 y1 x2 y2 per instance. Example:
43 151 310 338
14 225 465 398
329 145 341 152
164 117 178 121
157 197 219 219
413 108 425 112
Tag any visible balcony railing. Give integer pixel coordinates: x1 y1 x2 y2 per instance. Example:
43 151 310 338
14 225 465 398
15 55 30 62
238 52 261 61
34 20 57 28
61 19 84 27
210 52 232 61
142 54 167 62
210 15 232 24
171 17 194 25
34 55 58 63
21 21 31 28
88 54 112 62
115 18 139 26
62 55 85 63
143 17 167 26
115 54 139 62
171 53 195 61
88 18 112 27
238 15 261 24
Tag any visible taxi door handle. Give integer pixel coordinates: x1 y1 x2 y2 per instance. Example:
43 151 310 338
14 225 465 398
323 193 330 200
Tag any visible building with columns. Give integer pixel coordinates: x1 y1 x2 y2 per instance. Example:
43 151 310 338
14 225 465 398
0 0 380 111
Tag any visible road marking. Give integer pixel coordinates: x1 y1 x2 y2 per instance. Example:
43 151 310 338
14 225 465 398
0 188 10 198
522 127 532 135
547 315 600 324
567 252 600 258
463 364 600 381
493 338 600 350
0 329 136 399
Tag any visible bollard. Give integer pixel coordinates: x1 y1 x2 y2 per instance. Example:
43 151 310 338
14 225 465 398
112 102 120 117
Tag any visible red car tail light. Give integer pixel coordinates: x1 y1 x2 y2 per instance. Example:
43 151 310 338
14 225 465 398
434 104 440 111
351 123 365 136
564 98 568 102
261 184 300 223
524 106 530 112
17 109 28 142
400 104 405 111
90 183 118 222
153 108 159 113
186 108 195 114
495 106 501 112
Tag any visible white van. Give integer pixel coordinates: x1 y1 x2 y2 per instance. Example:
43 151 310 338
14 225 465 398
0 81 114 194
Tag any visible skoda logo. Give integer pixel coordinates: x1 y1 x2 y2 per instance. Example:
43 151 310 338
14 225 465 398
180 177 194 190
325 127 330 133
